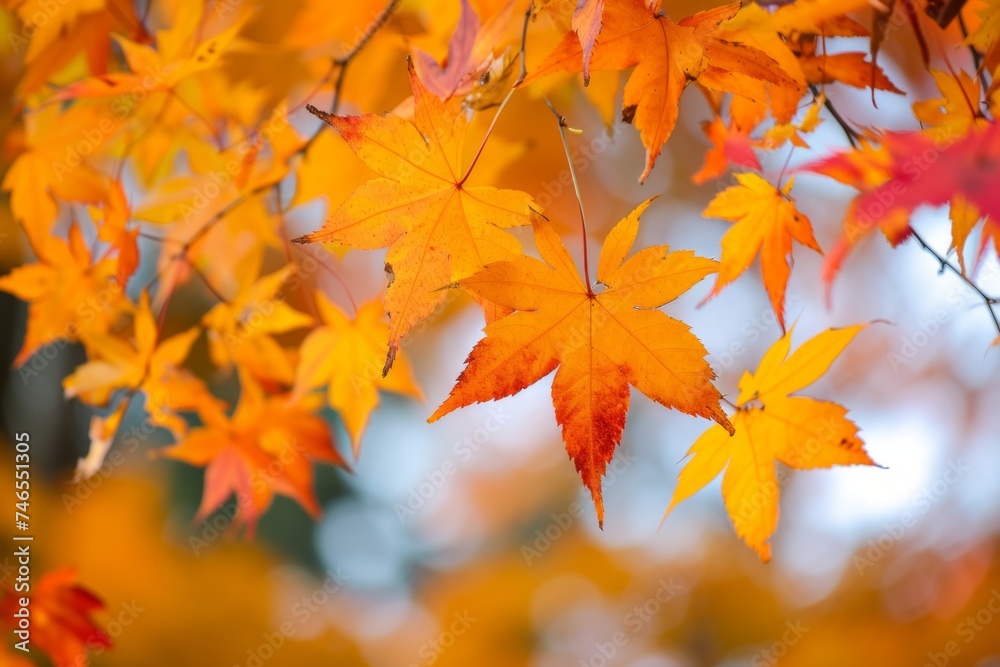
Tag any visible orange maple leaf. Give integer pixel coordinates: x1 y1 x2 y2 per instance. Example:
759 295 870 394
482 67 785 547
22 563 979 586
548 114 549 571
293 294 423 458
11 0 149 95
664 324 877 561
702 173 822 331
693 96 767 184
159 372 348 532
0 222 125 367
89 181 140 287
48 6 250 102
0 568 112 667
523 1 798 182
294 61 537 371
573 0 605 84
430 201 733 526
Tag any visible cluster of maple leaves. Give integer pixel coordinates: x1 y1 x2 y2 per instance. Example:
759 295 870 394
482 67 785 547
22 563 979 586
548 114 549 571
1 4 999 659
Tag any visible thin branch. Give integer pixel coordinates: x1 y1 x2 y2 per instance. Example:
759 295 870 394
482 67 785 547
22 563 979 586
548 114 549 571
298 0 399 153
335 0 400 66
957 14 990 90
811 84 860 148
301 58 351 153
909 229 1000 336
183 255 230 304
544 97 592 291
183 181 274 252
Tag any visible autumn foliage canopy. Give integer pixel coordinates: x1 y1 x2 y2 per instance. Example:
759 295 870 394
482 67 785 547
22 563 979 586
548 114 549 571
1 0 1000 662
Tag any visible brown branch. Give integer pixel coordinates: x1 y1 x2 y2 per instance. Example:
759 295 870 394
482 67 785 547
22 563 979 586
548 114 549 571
811 84 861 148
909 230 1000 336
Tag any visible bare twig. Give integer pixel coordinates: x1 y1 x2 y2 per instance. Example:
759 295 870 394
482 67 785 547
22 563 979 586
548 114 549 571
182 254 230 304
909 229 1000 336
957 14 990 91
811 84 861 148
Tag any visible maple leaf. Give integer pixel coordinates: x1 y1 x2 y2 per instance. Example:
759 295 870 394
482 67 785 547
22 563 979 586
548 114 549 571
0 222 126 366
158 372 348 532
763 93 825 149
693 96 766 184
2 104 111 230
913 69 988 138
75 399 128 482
429 201 733 525
720 6 898 120
948 195 1000 275
89 181 140 287
523 0 798 182
0 568 112 667
48 6 250 102
805 122 1000 283
63 292 220 435
412 0 514 99
796 50 904 94
702 173 822 330
967 0 1000 65
202 263 314 385
664 325 877 561
293 294 423 457
294 61 536 371
11 0 149 95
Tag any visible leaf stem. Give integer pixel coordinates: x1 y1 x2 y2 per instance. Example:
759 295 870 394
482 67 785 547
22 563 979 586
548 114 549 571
544 97 591 291
458 6 532 186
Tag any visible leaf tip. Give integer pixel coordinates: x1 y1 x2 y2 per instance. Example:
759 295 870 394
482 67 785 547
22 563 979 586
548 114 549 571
382 344 398 377
306 104 334 125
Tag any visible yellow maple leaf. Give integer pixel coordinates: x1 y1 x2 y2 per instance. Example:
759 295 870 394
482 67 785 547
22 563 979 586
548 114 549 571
0 222 125 366
63 292 219 434
664 325 878 561
202 262 314 385
913 69 988 139
293 294 423 457
2 104 111 231
703 173 822 331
